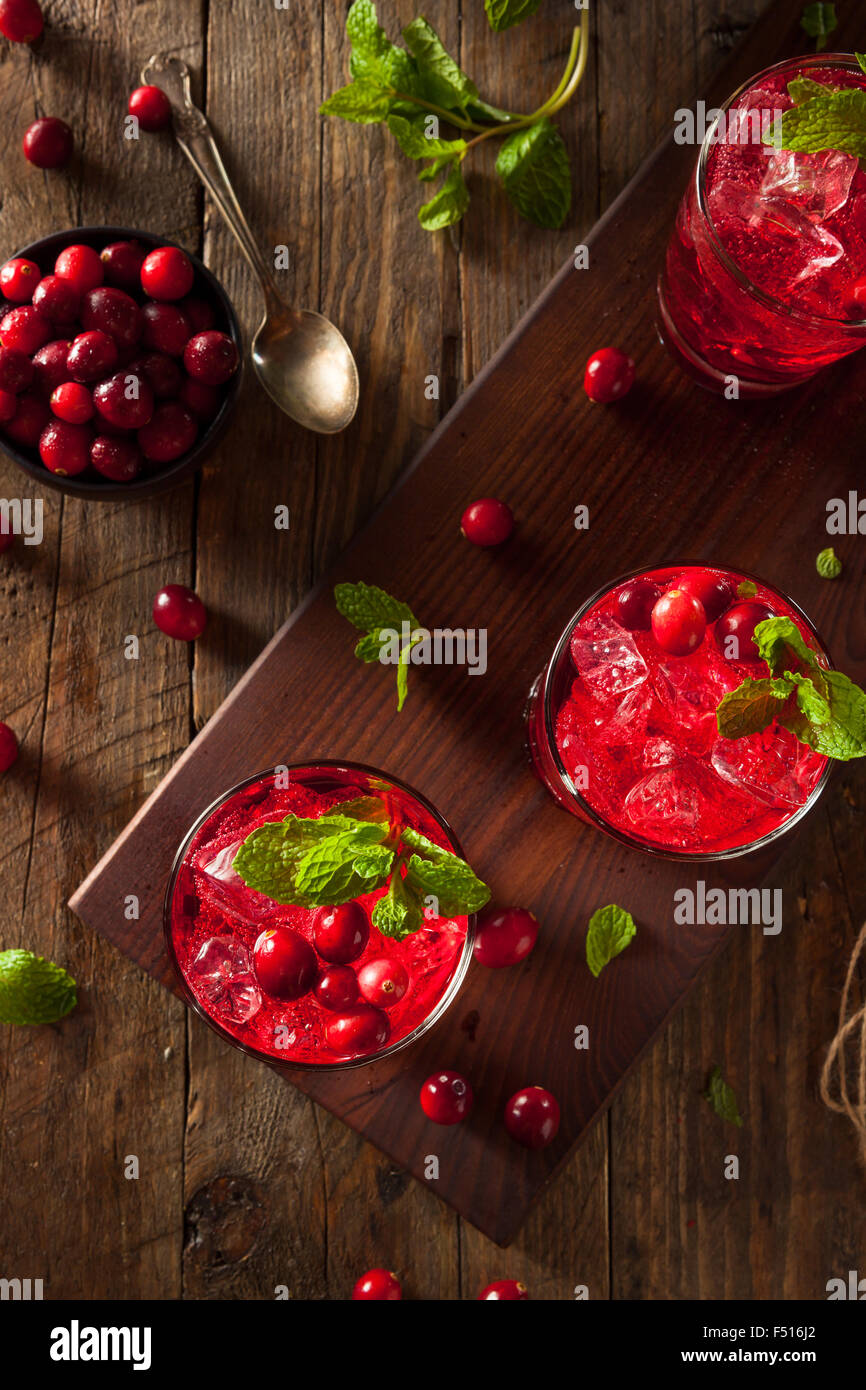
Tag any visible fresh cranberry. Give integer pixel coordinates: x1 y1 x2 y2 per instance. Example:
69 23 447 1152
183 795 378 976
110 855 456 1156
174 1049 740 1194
90 435 140 482
66 331 118 383
473 906 538 969
54 244 103 294
460 497 514 547
93 370 154 430
504 1086 560 1149
179 296 216 333
676 569 735 623
477 1280 529 1301
0 0 43 42
0 523 12 553
0 345 34 393
0 388 16 423
152 583 206 640
325 1004 390 1057
81 286 142 349
183 330 238 386
0 722 18 772
716 601 775 663
313 902 370 963
420 1070 473 1125
141 246 194 302
22 117 73 169
141 301 191 356
131 351 183 399
137 401 197 462
651 589 707 657
584 347 635 403
180 376 221 420
352 1269 401 1301
253 927 317 1001
32 340 72 395
39 419 91 476
614 577 662 632
0 305 51 354
128 84 172 132
32 273 80 324
2 390 47 445
100 240 147 290
0 257 39 303
357 957 409 1009
314 964 359 1012
50 381 93 424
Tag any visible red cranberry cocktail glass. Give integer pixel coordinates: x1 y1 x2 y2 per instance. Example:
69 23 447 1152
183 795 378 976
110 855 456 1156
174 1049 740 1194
658 56 866 396
526 564 831 860
165 762 477 1069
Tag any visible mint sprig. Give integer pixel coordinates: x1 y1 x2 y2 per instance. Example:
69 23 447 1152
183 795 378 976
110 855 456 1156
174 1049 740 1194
800 2 837 51
586 904 636 978
702 1066 743 1127
335 580 423 712
320 0 589 230
0 949 77 1026
767 57 866 166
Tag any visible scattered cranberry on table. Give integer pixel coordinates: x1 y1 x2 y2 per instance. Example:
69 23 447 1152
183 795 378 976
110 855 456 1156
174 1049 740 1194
128 85 172 133
650 588 707 657
477 1280 529 1301
460 496 514 547
0 721 18 772
504 1086 560 1149
420 1070 474 1125
253 927 317 1002
716 600 775 662
473 905 538 969
314 964 359 1012
0 0 43 42
152 583 207 641
0 257 39 302
313 902 370 964
325 1004 390 1057
50 381 93 424
352 1269 402 1301
583 346 635 403
357 957 408 1009
22 117 74 170
183 330 239 385
141 246 194 302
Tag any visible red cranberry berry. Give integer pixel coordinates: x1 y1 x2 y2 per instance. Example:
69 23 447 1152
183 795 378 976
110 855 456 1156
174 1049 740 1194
651 589 707 657
128 85 172 133
615 577 662 632
253 927 317 1002
152 583 206 641
0 257 40 303
460 496 514 547
716 601 775 663
352 1269 401 1301
141 302 191 357
137 401 197 463
183 330 238 385
39 419 92 476
32 274 80 324
22 117 74 170
130 351 183 399
90 435 141 483
81 286 142 349
325 1004 390 1058
54 244 103 294
677 569 735 624
180 376 221 420
2 390 47 445
0 525 12 554
357 957 409 1009
584 347 635 403
100 240 147 290
504 1086 560 1149
141 246 194 302
179 296 216 333
32 340 73 395
0 0 43 43
1 305 51 355
420 1070 473 1125
313 902 369 963
0 389 16 423
50 381 93 424
0 722 19 772
478 1280 529 1301
66 331 118 384
0 345 34 394
314 964 359 1012
93 370 154 430
473 906 538 969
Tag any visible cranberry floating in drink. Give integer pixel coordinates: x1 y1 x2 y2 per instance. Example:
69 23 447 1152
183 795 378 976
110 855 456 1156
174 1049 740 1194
659 56 866 395
165 763 488 1067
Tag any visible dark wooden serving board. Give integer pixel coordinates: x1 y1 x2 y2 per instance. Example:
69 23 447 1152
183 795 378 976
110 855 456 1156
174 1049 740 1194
70 0 866 1246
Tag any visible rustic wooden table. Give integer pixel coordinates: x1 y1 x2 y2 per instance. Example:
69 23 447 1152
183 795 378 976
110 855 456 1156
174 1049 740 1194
2 0 864 1301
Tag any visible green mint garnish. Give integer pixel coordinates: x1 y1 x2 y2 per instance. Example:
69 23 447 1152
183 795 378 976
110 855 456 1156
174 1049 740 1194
320 0 587 231
232 798 490 939
0 949 77 1026
816 546 842 579
585 904 636 978
736 579 757 599
716 616 866 760
857 53 866 78
767 71 866 166
335 580 423 712
702 1066 743 1127
800 2 837 51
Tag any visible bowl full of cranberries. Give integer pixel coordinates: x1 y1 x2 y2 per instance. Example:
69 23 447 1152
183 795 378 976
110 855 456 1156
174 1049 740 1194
0 226 242 498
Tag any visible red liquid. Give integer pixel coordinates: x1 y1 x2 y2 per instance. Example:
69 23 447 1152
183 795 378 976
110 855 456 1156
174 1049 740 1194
166 767 468 1065
660 59 866 391
533 566 828 855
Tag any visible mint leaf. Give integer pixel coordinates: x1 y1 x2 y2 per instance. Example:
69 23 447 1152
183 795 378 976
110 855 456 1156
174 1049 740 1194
405 853 491 916
320 80 392 124
703 1065 743 1127
771 87 866 163
800 1 837 50
232 815 386 905
346 0 388 54
485 0 544 33
788 670 866 759
335 581 417 632
295 831 394 904
585 904 636 978
372 871 425 939
716 675 794 739
787 76 827 104
418 161 470 229
0 949 77 1026
402 17 478 111
857 53 866 78
736 579 757 599
495 118 571 228
328 795 389 823
753 616 819 677
816 546 842 579
400 826 453 863
354 629 388 663
387 112 466 161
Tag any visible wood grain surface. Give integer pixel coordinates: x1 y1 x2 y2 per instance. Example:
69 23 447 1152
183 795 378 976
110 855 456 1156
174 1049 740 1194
3 0 865 1297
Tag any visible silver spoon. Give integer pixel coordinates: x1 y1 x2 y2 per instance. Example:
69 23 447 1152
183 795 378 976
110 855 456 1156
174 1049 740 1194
140 54 359 434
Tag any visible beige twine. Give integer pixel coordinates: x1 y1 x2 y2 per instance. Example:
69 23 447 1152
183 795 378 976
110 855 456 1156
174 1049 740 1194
820 922 866 1166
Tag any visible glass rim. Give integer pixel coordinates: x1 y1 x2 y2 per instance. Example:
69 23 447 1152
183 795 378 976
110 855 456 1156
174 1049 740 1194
695 52 866 331
540 561 834 862
163 759 477 1072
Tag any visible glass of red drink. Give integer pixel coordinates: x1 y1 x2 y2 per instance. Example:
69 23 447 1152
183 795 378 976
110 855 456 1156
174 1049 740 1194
164 762 476 1068
658 55 866 395
527 564 831 859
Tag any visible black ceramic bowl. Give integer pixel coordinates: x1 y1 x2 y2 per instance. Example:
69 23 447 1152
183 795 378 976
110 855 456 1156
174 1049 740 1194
0 225 242 500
